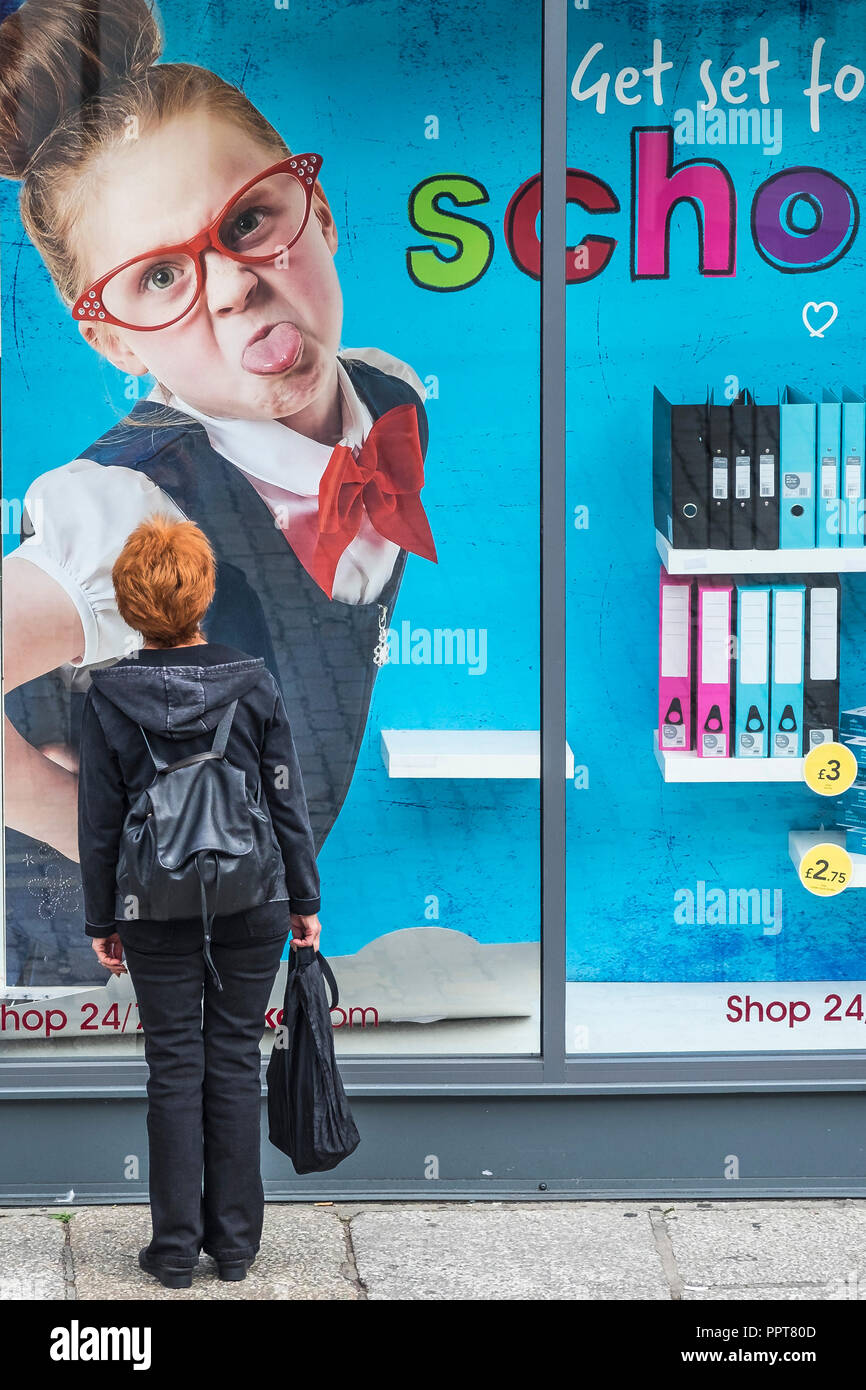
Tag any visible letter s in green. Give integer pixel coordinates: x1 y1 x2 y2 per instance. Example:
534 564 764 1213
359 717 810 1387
406 175 493 291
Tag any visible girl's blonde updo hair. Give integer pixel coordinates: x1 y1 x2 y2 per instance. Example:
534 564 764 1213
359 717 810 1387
0 0 289 307
112 514 216 648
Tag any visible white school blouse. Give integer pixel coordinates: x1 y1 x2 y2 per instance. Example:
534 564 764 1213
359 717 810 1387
11 347 427 668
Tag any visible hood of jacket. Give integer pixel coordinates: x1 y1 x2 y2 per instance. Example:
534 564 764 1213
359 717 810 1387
87 653 267 738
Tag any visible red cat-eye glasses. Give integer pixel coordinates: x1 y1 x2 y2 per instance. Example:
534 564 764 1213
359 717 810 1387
71 153 323 332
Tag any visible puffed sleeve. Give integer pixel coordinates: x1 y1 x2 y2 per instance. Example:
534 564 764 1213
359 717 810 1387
10 457 187 668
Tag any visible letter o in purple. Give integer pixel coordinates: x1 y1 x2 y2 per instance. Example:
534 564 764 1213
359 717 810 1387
751 166 858 272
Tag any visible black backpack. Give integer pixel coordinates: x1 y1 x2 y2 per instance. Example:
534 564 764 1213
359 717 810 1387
115 699 288 990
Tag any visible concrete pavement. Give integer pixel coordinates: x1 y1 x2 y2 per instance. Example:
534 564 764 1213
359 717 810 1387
3 1199 866 1299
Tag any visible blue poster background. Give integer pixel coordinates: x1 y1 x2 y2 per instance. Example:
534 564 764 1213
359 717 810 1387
566 0 866 983
0 0 541 966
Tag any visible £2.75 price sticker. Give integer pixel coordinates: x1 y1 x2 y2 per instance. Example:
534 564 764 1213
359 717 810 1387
798 841 853 897
803 741 857 796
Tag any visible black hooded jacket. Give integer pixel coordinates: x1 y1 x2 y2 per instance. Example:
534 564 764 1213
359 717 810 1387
77 643 321 936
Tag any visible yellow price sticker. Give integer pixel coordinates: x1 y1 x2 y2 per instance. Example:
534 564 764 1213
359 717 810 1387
803 742 858 796
798 841 853 897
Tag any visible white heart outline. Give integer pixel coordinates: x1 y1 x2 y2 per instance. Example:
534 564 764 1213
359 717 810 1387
802 301 838 338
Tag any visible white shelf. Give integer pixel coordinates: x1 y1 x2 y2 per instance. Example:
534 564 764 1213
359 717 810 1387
656 529 866 575
788 829 866 887
654 730 805 782
381 730 575 780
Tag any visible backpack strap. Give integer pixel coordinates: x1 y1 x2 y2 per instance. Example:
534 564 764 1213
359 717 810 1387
210 699 238 757
139 725 169 772
196 849 224 993
138 699 239 775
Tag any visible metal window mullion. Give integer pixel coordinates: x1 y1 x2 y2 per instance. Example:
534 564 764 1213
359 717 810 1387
540 0 568 1082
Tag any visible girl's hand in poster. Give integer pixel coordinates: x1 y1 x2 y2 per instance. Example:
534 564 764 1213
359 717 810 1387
290 913 322 952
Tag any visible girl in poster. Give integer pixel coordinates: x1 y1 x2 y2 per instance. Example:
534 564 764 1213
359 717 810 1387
0 0 437 985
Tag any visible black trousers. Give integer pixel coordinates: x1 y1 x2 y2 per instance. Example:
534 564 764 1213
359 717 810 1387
116 901 290 1269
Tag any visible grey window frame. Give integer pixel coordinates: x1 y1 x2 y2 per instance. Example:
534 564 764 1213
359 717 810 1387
2 0 865 1106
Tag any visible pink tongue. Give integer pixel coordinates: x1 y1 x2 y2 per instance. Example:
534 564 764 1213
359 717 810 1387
241 322 302 374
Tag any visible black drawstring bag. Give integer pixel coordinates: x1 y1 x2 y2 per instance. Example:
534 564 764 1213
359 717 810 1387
266 945 361 1174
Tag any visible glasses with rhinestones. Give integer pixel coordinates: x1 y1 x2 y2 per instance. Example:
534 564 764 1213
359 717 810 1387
71 154 324 331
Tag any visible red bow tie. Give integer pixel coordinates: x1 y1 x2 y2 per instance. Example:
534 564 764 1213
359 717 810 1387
310 402 437 599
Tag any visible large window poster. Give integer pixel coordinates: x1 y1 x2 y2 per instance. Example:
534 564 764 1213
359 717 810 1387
566 1 866 1053
0 0 541 1056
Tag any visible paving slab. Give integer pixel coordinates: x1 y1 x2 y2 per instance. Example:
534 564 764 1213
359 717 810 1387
6 1198 866 1301
349 1201 670 1300
70 1204 359 1300
0 1208 69 1300
682 1285 851 1300
664 1201 866 1300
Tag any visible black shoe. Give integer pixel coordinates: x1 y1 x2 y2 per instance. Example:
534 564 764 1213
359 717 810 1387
138 1247 194 1290
217 1257 253 1281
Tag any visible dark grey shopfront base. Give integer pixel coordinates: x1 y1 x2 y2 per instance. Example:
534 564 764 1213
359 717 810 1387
2 1082 866 1203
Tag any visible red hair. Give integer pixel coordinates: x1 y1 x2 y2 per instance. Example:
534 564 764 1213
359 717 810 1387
112 515 216 648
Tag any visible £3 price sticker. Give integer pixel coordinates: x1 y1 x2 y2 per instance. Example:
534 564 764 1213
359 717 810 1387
803 741 858 796
798 841 853 897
